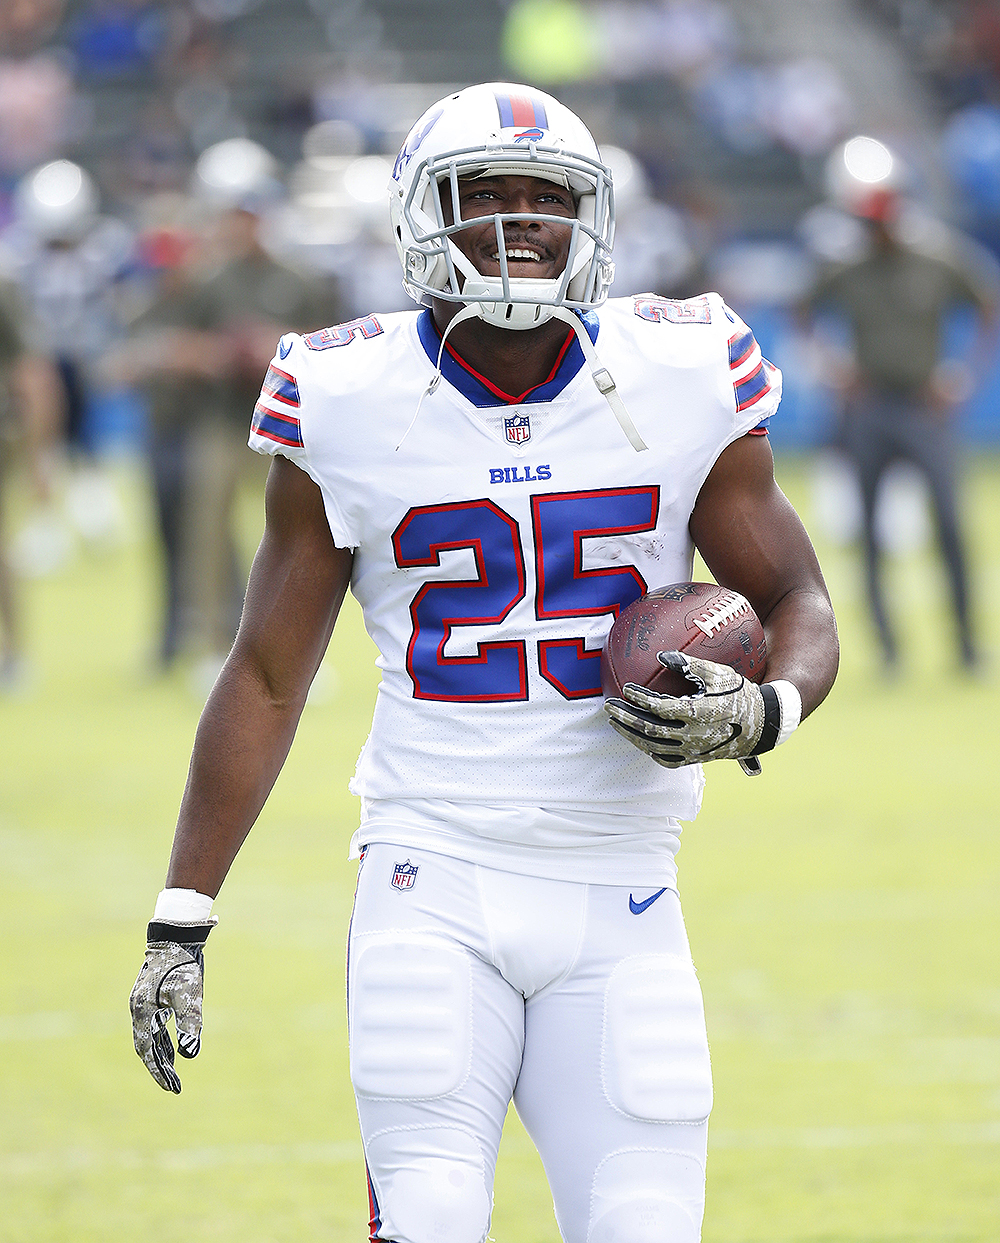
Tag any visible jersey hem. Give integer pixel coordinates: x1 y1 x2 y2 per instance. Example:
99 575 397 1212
349 823 682 888
348 784 704 821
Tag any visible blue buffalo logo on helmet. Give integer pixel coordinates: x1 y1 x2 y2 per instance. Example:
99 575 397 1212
513 127 546 143
391 860 419 890
392 106 445 181
505 413 531 444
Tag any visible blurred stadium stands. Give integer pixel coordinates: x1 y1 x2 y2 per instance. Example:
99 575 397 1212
3 0 1000 448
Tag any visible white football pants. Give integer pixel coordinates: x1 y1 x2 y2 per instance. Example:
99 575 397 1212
348 844 712 1243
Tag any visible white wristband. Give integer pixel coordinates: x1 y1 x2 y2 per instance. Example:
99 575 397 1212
769 679 802 747
153 887 215 922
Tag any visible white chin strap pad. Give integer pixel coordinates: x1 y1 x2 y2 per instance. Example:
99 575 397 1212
466 283 557 330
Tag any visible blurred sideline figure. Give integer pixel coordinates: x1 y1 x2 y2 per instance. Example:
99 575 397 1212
0 273 60 689
1 157 134 560
179 140 343 681
104 206 215 669
801 137 998 673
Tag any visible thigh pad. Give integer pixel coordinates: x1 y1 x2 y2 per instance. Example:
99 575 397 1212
602 953 712 1122
350 932 472 1100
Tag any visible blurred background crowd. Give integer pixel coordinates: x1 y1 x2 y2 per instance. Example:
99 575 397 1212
3 0 1000 689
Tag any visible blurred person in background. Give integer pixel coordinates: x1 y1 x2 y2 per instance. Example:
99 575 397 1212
180 138 342 683
0 273 61 689
103 208 215 670
801 143 997 674
1 157 135 558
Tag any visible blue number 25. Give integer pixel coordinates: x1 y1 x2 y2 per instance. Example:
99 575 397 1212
392 487 659 701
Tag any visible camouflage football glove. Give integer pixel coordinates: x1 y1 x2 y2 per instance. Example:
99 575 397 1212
130 919 216 1093
605 650 783 776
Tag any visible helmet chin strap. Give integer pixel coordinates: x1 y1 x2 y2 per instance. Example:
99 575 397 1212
548 307 648 452
395 304 482 451
396 302 648 454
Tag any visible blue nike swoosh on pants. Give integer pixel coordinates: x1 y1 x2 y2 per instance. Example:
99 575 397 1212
629 887 667 915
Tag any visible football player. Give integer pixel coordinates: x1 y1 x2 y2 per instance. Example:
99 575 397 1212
130 83 839 1243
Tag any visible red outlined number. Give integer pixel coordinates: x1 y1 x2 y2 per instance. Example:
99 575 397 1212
394 487 659 702
532 487 658 698
304 316 384 350
392 499 528 702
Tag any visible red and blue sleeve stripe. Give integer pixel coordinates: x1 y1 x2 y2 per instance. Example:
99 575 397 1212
729 330 775 414
728 329 756 371
260 364 301 407
734 362 771 412
494 90 549 130
252 363 304 446
252 402 304 447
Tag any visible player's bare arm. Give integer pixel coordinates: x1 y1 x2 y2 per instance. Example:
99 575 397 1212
689 431 839 718
167 455 353 897
606 432 838 771
131 456 351 1091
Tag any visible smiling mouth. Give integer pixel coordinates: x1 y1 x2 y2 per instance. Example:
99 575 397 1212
490 247 546 264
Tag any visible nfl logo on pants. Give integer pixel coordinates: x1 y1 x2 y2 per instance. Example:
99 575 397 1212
391 860 418 890
505 413 530 444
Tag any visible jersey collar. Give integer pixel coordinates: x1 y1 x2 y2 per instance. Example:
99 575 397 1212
416 307 600 407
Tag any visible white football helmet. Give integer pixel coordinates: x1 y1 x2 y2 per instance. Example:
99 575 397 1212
192 138 281 212
388 82 615 330
15 160 98 242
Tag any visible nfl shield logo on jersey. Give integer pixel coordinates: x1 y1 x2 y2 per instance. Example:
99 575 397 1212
391 860 419 891
505 413 531 444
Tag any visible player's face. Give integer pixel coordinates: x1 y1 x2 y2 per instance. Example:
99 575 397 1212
442 173 576 282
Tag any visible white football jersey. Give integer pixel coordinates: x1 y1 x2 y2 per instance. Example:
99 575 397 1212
249 293 780 879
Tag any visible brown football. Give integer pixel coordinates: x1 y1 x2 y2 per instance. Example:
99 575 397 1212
602 582 767 699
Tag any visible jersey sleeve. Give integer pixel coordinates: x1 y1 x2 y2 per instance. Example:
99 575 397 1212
720 301 782 434
249 343 308 459
248 333 356 548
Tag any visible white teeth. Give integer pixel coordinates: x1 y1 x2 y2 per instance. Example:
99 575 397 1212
492 249 542 262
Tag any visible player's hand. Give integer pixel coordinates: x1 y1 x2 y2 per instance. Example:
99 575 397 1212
129 920 216 1093
605 650 769 773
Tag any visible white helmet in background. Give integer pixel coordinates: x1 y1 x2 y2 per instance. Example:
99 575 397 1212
825 135 903 222
388 82 615 330
192 137 281 211
15 160 98 242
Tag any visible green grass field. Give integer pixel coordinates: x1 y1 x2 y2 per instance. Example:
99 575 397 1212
2 453 998 1243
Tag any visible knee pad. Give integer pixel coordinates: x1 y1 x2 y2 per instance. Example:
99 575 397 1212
587 1150 705 1243
602 954 712 1122
350 932 472 1099
367 1126 491 1243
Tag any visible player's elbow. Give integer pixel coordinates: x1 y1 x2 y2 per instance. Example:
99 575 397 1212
218 642 313 718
